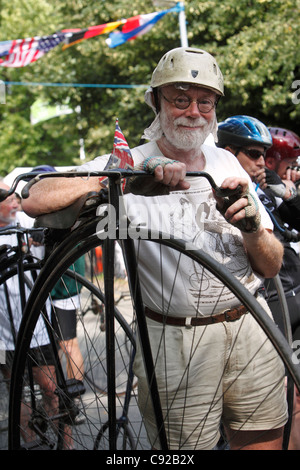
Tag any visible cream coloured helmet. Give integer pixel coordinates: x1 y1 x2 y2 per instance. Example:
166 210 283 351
150 47 224 96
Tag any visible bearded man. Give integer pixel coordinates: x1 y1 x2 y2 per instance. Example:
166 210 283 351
22 48 287 450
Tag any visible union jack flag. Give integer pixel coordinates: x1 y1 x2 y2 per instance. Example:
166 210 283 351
99 119 134 188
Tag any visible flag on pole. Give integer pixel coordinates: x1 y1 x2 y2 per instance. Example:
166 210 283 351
106 4 183 48
61 21 125 50
99 119 134 189
0 33 66 67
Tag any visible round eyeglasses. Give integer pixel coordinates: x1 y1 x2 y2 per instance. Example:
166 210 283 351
159 89 216 114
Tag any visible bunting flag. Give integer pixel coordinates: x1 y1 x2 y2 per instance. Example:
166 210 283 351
99 119 134 189
0 33 66 67
0 4 184 66
61 21 125 50
106 4 183 48
0 41 13 57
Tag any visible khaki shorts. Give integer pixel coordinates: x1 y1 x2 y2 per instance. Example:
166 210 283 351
133 296 288 450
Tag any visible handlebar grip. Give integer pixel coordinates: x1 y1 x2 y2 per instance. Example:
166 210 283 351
214 184 243 198
0 188 10 202
21 178 37 199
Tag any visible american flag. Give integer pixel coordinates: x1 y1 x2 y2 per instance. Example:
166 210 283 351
99 119 134 188
0 41 12 57
0 32 66 67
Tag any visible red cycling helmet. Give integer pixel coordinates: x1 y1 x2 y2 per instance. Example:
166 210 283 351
266 127 300 161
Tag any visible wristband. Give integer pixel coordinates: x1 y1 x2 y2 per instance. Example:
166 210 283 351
285 186 297 201
125 156 179 196
141 156 177 172
216 189 261 233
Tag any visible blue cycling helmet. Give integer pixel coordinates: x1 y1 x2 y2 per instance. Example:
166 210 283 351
217 115 273 149
23 165 56 182
32 165 56 173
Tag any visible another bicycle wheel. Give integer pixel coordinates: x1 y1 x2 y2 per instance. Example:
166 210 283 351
9 219 145 450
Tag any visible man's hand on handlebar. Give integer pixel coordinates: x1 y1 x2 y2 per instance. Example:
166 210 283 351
214 177 261 233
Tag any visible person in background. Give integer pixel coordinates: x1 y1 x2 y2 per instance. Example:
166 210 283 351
51 257 85 382
217 116 300 449
0 180 58 444
264 127 300 187
25 166 86 384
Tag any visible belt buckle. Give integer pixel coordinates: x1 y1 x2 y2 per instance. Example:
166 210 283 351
184 317 193 329
224 308 237 322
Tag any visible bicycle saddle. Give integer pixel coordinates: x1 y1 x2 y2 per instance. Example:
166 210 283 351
34 192 100 229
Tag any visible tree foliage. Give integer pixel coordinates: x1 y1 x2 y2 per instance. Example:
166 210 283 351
0 0 299 176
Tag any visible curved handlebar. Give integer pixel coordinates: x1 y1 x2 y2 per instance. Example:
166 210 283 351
6 168 300 241
20 170 121 199
17 169 242 199
3 168 300 241
2 168 241 201
0 188 10 202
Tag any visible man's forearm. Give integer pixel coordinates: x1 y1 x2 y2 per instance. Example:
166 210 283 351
21 176 101 218
242 227 283 279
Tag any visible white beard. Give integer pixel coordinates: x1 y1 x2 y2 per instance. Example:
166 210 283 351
160 113 216 150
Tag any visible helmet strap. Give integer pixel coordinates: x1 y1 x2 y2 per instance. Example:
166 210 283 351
152 88 160 113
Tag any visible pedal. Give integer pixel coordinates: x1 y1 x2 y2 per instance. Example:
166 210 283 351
91 298 104 315
64 378 86 399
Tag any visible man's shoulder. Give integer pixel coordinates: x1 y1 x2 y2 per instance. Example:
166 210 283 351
202 143 240 169
202 143 235 158
132 141 162 163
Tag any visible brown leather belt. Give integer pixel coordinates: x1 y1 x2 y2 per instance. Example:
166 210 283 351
144 305 248 327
